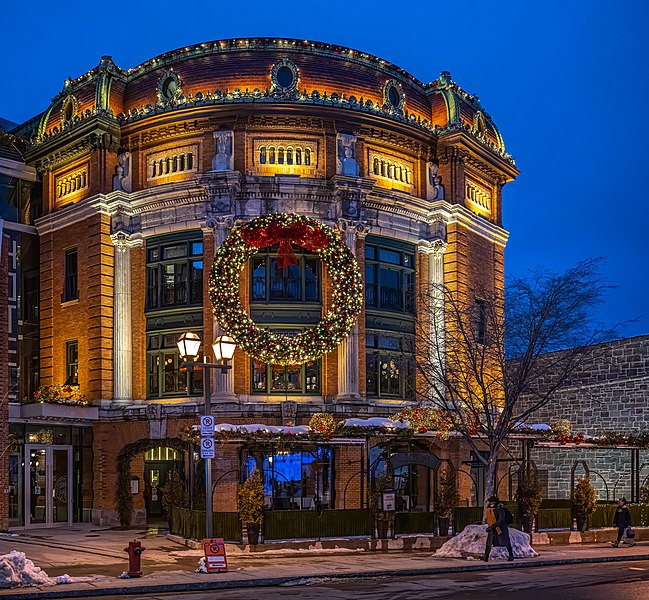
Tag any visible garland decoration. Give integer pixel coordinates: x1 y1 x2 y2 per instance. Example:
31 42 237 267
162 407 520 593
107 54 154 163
309 413 336 436
209 213 363 365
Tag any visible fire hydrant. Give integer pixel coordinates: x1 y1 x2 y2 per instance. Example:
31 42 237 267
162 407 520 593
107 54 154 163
124 540 146 577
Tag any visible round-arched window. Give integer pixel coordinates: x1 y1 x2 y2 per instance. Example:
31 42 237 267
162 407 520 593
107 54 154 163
161 77 178 100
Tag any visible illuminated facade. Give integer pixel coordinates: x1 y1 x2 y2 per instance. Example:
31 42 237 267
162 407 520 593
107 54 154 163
5 39 517 528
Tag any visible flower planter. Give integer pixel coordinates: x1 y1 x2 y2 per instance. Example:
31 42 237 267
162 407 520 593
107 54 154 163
21 403 98 421
376 519 390 539
438 516 451 536
576 515 588 532
521 515 535 534
247 524 261 545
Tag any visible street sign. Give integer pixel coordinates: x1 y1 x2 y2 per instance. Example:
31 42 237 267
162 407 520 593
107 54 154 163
200 415 215 437
203 538 228 573
200 437 215 459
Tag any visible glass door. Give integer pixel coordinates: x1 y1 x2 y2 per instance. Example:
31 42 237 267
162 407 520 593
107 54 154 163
25 445 73 527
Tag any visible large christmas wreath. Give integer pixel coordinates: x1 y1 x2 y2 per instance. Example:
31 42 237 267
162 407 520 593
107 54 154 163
209 213 363 365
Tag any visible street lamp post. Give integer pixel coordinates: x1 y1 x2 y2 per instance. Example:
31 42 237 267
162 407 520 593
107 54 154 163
177 332 236 539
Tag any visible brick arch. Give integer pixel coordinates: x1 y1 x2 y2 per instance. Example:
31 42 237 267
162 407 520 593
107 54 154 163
115 437 188 526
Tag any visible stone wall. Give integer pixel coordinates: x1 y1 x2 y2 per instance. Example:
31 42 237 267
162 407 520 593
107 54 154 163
520 335 649 434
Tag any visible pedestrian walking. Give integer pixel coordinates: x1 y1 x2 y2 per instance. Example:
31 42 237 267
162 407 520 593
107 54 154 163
482 495 514 562
612 497 635 547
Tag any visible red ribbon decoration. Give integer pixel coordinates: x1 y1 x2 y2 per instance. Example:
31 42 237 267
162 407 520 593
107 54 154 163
241 220 329 268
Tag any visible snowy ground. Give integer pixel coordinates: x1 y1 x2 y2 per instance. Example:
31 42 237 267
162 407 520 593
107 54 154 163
435 525 538 560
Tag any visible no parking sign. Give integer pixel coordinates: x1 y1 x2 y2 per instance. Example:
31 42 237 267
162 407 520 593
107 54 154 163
203 538 228 573
200 437 215 459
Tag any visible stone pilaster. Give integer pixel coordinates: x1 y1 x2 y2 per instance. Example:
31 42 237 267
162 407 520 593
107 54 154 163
208 215 237 403
418 237 447 399
111 232 140 404
336 219 370 402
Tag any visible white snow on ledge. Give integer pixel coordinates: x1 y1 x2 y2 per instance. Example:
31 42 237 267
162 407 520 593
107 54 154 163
214 423 310 435
342 417 408 429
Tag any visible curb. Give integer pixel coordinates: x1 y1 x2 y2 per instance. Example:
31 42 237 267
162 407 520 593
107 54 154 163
5 552 649 599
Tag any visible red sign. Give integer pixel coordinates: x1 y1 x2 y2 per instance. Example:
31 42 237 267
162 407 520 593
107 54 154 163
203 538 228 573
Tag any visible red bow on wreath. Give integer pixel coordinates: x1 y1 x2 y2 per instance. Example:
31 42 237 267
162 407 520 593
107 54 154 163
241 221 329 268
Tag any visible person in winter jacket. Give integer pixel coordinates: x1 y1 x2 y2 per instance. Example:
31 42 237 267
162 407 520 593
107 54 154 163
482 495 514 561
612 497 634 547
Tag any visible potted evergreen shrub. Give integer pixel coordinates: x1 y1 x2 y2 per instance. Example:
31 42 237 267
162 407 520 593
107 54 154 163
238 468 265 544
160 467 188 531
515 470 543 533
572 477 597 532
369 473 394 539
435 468 460 536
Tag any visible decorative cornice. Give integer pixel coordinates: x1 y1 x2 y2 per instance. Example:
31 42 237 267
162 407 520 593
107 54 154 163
429 200 509 247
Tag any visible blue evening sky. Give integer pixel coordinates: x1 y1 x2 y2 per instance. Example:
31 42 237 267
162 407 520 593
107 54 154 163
2 0 647 336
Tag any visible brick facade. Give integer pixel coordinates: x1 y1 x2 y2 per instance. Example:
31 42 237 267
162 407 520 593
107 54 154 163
8 38 518 527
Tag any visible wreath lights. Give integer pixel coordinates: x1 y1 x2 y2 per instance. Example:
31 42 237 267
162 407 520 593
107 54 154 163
209 213 363 365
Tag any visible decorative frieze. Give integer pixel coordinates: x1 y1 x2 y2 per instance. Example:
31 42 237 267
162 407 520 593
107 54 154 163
55 165 88 201
146 144 198 181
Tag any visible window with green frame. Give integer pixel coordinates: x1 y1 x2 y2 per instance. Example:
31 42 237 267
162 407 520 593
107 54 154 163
364 239 415 314
252 358 321 395
250 247 320 303
365 330 415 400
146 331 202 398
146 236 203 310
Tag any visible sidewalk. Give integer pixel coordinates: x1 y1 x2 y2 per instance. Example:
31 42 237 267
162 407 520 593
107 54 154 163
2 526 648 599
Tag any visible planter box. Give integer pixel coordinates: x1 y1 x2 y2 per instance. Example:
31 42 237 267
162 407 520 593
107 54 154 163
21 402 99 421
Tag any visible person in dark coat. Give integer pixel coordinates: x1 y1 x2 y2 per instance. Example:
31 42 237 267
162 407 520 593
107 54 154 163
482 495 514 561
612 497 634 547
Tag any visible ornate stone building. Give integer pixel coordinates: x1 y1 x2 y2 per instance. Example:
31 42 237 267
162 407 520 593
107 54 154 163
5 38 517 528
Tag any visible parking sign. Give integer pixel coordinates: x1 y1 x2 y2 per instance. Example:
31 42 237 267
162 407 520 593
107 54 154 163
200 415 214 437
200 437 215 459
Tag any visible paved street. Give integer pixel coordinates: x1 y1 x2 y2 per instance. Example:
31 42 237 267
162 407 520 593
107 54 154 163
2 526 649 599
101 562 649 600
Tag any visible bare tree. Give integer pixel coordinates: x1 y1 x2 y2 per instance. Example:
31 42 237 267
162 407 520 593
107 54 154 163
416 258 621 505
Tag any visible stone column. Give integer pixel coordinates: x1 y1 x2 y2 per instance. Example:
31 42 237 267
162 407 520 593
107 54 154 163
111 232 136 404
209 216 237 403
418 238 447 399
336 220 369 401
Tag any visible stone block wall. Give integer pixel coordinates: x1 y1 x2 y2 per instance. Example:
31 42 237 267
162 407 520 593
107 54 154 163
519 336 649 434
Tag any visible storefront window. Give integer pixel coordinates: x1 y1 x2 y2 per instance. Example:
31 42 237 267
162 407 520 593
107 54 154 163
250 248 320 303
252 359 321 395
242 446 333 510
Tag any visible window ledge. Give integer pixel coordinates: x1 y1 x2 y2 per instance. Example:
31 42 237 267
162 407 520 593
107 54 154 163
61 298 79 307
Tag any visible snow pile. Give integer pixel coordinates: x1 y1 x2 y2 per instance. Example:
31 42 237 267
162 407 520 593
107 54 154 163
435 525 538 560
0 551 55 588
55 574 72 584
196 558 208 573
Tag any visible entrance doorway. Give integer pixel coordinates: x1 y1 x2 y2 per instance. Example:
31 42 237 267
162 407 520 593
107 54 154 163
24 445 73 527
144 447 184 522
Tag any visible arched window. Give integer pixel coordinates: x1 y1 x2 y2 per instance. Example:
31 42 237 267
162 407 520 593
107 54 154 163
259 147 267 164
269 147 276 164
304 148 311 166
380 161 386 177
405 169 410 184
179 154 185 171
295 148 302 165
278 148 285 165
172 156 178 172
187 153 193 170
287 147 294 165
373 157 380 175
